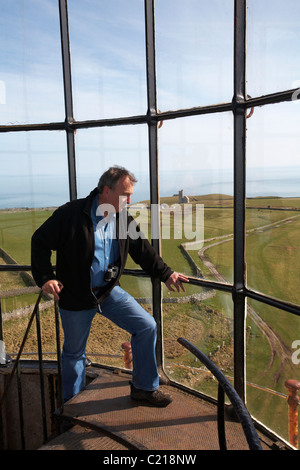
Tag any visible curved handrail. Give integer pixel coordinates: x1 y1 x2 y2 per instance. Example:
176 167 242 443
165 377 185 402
177 337 262 450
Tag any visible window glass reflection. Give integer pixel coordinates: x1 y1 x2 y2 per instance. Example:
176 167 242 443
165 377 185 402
247 0 300 96
246 102 300 305
155 0 233 110
0 0 64 124
68 0 147 120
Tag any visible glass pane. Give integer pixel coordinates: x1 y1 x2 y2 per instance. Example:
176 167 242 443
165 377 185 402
68 0 147 120
0 0 64 124
75 125 149 203
0 131 69 265
246 300 300 443
246 102 300 305
163 290 233 400
158 113 233 284
247 0 300 97
75 125 153 369
75 125 151 275
155 0 234 110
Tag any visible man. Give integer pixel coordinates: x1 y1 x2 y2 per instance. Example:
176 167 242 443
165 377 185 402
31 166 188 406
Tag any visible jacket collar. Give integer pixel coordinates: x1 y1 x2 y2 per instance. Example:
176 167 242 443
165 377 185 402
83 187 99 216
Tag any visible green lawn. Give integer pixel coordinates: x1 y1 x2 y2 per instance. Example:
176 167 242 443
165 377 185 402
0 208 54 265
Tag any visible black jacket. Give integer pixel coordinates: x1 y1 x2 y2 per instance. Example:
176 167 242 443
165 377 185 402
31 188 173 310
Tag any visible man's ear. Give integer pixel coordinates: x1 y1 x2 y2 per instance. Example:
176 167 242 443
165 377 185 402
102 185 111 198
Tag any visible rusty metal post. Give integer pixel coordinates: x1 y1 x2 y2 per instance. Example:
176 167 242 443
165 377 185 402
285 379 300 448
121 342 132 369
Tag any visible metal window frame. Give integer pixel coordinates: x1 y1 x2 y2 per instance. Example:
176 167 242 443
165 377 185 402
58 0 77 202
0 0 300 406
233 0 247 402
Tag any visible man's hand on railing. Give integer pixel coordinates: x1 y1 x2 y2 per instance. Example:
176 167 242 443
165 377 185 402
42 280 64 300
165 272 189 293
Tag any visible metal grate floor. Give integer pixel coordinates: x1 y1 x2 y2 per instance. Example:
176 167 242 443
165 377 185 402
40 369 273 451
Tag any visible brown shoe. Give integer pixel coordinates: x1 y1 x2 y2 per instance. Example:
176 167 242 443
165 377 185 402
130 383 173 407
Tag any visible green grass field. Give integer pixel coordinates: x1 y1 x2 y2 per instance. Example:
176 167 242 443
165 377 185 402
1 195 300 442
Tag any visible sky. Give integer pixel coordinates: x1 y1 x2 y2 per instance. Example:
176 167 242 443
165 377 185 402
0 0 300 206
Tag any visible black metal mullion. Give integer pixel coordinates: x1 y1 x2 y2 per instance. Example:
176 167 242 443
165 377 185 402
233 0 247 403
2 86 300 135
144 0 164 372
58 0 77 202
145 0 159 235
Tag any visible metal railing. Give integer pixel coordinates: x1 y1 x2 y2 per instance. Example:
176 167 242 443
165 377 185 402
177 337 263 451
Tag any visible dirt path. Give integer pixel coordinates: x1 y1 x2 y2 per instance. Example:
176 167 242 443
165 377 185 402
247 304 290 382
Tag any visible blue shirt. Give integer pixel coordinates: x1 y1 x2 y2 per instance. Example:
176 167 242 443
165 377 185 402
90 195 120 288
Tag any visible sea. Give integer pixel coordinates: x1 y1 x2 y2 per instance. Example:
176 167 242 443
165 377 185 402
0 166 299 210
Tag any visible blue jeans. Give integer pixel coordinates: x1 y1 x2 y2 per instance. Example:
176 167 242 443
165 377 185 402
59 286 159 402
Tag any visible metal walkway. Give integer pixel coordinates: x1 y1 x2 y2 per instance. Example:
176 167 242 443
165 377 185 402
39 368 273 451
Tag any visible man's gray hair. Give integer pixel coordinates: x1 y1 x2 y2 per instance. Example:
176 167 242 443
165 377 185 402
97 166 137 194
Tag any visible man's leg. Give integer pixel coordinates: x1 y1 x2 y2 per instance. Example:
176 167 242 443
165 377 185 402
100 286 172 406
59 307 97 402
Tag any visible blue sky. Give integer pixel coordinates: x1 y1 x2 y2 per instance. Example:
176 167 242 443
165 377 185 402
0 0 300 207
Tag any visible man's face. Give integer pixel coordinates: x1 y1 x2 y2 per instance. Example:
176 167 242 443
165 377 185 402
100 175 134 213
